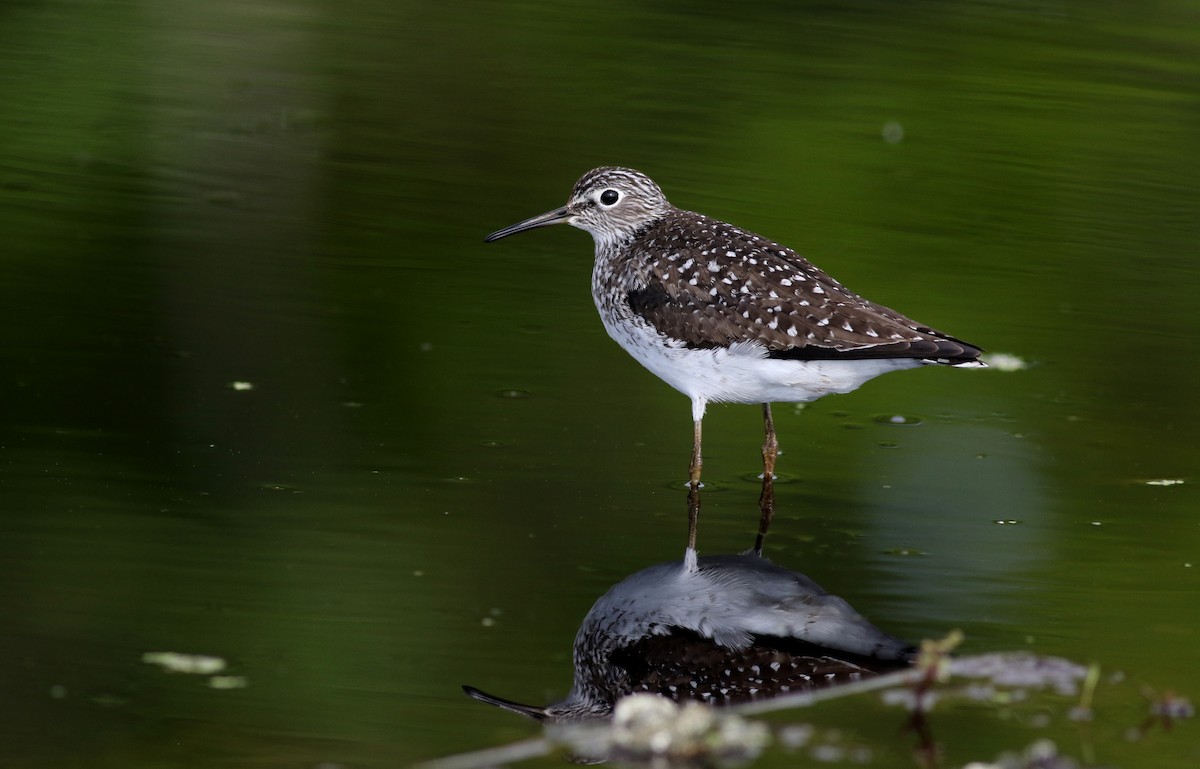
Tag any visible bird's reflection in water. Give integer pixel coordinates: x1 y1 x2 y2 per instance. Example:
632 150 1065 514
465 553 914 721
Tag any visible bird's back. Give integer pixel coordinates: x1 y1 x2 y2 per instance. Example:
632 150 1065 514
597 208 982 365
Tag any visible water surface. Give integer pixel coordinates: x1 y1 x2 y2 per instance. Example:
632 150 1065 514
2 1 1198 767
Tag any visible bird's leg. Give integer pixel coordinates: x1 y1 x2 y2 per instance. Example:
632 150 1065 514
683 398 707 573
753 402 778 557
686 416 702 566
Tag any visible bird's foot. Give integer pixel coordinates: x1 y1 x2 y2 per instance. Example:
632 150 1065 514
741 545 769 560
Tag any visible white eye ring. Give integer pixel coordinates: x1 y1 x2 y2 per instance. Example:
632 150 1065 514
598 189 621 207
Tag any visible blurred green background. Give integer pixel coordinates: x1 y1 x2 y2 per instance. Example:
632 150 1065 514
2 1 1198 767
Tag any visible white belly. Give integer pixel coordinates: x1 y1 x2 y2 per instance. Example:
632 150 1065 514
599 311 921 416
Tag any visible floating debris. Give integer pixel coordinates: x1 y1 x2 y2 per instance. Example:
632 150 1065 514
142 652 227 675
947 652 1088 698
882 120 905 144
875 414 922 426
258 482 302 493
1136 686 1195 736
426 649 1181 769
552 694 770 765
227 381 254 392
981 353 1028 372
963 738 1077 769
208 675 248 690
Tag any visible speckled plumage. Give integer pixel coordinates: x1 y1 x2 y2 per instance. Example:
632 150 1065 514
605 208 977 360
574 168 981 378
463 554 915 721
486 167 984 561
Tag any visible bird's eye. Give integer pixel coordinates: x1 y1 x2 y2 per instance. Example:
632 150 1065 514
599 189 620 206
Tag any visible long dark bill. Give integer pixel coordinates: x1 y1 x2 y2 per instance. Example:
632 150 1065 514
484 206 571 242
461 684 549 721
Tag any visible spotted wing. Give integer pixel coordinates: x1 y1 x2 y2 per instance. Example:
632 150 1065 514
624 211 982 363
608 627 910 707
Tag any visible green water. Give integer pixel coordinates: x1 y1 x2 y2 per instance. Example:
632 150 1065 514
2 1 1198 767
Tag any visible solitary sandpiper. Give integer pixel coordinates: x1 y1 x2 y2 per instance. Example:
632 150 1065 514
464 553 914 720
486 167 983 567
